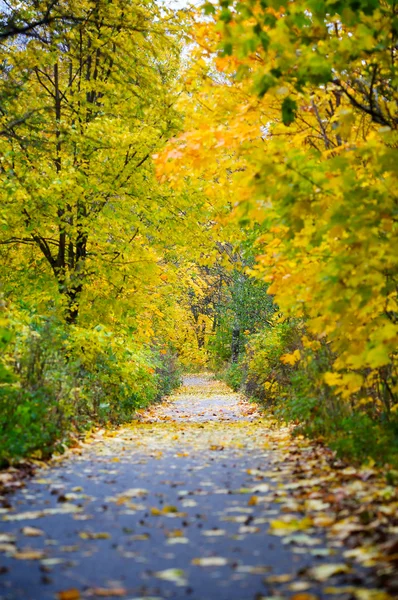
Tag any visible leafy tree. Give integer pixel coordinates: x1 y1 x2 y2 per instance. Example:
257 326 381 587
156 0 398 459
0 0 185 326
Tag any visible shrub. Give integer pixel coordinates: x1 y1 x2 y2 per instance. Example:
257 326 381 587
0 309 181 464
238 318 398 467
221 361 244 392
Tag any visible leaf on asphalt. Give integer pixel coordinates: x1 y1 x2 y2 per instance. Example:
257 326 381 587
79 531 111 540
57 588 81 600
21 526 44 537
118 488 147 498
288 582 312 591
269 517 313 535
236 565 271 574
250 483 270 493
181 499 197 507
154 568 187 587
0 543 16 553
41 558 65 566
57 591 81 600
14 550 46 560
239 525 260 534
166 536 189 544
283 534 321 546
305 499 330 511
192 557 228 566
248 495 259 506
202 529 226 536
309 563 351 581
221 515 248 523
266 574 293 583
87 588 126 597
3 505 81 520
0 534 15 543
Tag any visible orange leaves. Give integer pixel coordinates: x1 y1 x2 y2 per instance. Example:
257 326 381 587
156 1 397 417
57 591 81 600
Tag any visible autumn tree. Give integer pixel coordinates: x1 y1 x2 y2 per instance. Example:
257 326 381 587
156 0 398 454
0 0 188 327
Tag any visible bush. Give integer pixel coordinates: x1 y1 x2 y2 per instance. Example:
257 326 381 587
0 310 181 465
237 318 398 467
221 361 244 392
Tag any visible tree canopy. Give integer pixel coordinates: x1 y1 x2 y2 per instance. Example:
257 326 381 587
0 0 397 467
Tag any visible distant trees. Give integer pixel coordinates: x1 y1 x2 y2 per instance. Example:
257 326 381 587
156 0 398 462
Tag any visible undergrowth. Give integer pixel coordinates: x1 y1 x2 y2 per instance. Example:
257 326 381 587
218 319 398 468
0 308 181 466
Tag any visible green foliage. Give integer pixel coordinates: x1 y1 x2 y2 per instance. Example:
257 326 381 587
0 0 210 463
158 0 398 468
207 267 276 368
220 361 244 392
327 414 398 467
239 319 398 467
154 347 182 398
0 302 15 385
0 312 181 464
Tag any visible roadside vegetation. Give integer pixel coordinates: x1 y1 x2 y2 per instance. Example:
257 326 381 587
1 0 397 469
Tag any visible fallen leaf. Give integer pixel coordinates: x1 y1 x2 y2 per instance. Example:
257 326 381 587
202 529 226 536
57 591 81 600
288 582 312 591
0 534 15 543
87 589 126 597
166 537 189 544
3 505 80 520
0 543 16 553
313 516 335 527
21 526 44 537
266 574 293 583
154 568 187 587
239 525 260 534
79 532 111 540
41 558 65 566
269 517 313 534
150 507 162 516
192 557 228 566
237 565 271 574
251 483 270 493
309 563 351 581
283 534 321 546
14 550 46 560
119 488 147 498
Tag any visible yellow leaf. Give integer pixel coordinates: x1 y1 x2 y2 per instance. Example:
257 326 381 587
280 349 301 365
309 563 351 581
57 591 81 600
248 495 258 506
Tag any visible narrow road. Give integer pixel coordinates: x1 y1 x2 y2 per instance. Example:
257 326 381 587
0 375 394 600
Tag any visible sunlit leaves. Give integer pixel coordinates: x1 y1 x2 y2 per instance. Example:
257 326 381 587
157 0 398 424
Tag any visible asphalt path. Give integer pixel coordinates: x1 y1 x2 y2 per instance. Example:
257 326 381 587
0 375 385 600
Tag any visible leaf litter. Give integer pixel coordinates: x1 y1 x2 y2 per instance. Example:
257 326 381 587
0 374 397 599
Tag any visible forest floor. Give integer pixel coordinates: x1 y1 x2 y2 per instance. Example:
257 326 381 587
0 375 397 600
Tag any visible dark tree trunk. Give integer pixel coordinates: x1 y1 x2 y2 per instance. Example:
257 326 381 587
231 325 240 363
